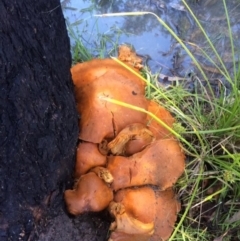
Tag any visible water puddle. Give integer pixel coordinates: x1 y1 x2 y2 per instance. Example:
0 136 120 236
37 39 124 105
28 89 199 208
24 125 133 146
61 0 240 80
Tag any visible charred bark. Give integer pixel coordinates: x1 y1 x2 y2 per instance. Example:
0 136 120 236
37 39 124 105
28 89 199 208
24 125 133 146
0 1 109 240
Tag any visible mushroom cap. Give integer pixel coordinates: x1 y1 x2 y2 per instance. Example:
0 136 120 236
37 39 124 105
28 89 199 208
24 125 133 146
146 100 175 139
109 187 180 241
72 59 144 90
75 141 106 178
151 189 181 241
107 139 185 191
64 172 113 215
113 187 156 224
71 59 147 143
108 123 155 156
110 211 154 235
108 199 154 237
108 232 151 241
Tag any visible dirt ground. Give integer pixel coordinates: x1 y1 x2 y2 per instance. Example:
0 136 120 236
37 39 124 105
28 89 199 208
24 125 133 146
37 207 110 241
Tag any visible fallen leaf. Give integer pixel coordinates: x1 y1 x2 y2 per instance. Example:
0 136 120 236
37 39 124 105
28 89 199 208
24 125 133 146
213 231 228 241
227 209 240 224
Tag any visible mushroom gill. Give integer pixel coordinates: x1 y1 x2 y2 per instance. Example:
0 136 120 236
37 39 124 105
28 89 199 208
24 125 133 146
107 138 185 191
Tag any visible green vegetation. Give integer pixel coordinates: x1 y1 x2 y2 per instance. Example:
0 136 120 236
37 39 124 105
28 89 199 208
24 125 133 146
66 0 240 240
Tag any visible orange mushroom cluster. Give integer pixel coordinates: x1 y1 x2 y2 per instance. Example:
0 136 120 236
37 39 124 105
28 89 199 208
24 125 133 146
64 46 185 241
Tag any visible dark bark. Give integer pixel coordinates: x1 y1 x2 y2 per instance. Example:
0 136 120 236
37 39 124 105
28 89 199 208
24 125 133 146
0 1 109 240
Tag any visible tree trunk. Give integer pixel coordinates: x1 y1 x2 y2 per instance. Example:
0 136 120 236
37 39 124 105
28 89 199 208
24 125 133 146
0 1 109 240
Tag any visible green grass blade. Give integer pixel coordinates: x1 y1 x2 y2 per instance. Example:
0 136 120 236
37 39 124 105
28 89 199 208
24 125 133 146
222 0 236 81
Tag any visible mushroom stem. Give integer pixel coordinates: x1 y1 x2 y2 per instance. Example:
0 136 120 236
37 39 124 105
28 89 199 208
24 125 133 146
108 123 155 156
91 166 114 184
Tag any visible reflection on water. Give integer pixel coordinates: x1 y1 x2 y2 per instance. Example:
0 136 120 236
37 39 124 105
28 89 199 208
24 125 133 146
62 0 240 78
